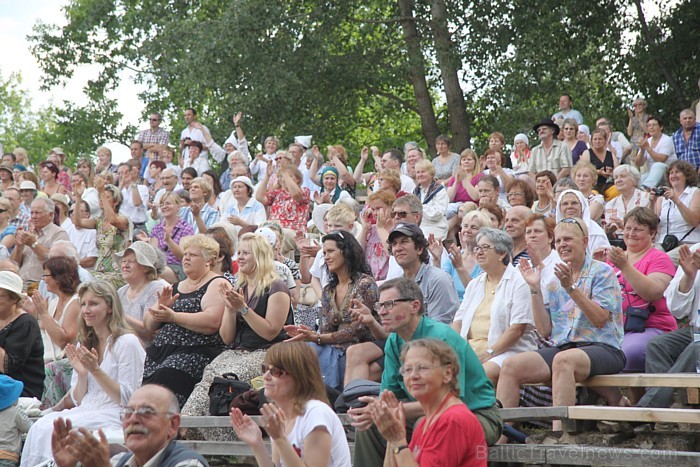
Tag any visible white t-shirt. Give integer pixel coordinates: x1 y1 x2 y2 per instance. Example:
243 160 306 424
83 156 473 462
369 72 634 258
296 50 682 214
120 184 151 224
641 134 676 166
284 399 351 467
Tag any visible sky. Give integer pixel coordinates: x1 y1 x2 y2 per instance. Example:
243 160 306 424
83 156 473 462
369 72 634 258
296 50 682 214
0 0 144 161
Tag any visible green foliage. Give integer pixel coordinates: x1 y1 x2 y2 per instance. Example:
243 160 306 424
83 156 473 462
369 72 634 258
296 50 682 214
621 0 700 130
0 72 60 164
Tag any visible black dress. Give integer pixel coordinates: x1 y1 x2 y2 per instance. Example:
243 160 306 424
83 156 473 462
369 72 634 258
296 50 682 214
0 313 44 398
589 149 615 194
143 277 225 407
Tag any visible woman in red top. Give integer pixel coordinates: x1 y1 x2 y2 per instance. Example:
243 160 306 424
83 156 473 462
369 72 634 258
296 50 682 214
371 339 486 467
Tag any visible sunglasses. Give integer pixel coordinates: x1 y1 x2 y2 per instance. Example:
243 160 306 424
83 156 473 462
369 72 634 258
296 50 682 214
392 210 416 219
261 364 287 378
559 218 585 236
0 209 7 214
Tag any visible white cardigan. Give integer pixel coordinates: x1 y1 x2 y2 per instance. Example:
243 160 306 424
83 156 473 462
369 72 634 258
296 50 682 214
454 263 537 355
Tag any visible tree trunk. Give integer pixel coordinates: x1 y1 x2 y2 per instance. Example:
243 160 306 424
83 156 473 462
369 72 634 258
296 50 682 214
397 0 440 155
430 0 470 151
632 0 686 108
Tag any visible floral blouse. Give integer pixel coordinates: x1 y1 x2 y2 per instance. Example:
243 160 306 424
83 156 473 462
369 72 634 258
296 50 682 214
320 273 379 350
267 187 311 235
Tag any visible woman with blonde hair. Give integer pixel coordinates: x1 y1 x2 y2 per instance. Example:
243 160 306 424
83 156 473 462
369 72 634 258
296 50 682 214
20 280 145 466
377 168 404 198
231 341 351 467
75 158 95 186
446 149 482 220
142 234 230 407
572 160 605 223
12 147 32 171
181 233 292 440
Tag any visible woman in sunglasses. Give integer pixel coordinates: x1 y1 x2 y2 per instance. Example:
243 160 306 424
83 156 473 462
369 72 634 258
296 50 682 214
285 230 379 391
230 341 351 467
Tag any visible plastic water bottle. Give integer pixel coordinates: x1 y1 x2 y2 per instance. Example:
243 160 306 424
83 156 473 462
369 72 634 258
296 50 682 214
693 315 700 374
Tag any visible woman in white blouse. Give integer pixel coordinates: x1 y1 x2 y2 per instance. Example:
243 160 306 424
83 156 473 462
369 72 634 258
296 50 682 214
413 159 449 240
452 228 536 385
634 115 676 189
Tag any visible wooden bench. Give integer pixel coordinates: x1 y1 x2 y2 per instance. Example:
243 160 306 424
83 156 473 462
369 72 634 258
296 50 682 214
178 406 700 465
528 372 700 403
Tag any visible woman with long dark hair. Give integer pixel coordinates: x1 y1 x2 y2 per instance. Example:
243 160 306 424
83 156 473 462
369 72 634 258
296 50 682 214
285 230 380 390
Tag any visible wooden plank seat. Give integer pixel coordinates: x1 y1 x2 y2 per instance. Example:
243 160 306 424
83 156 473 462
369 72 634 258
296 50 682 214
526 372 700 388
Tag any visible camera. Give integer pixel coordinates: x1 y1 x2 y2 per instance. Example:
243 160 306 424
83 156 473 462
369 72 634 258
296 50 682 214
652 186 667 197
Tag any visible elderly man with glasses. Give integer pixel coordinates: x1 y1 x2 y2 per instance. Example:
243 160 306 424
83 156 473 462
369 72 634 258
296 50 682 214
348 278 501 466
496 217 625 436
49 384 208 467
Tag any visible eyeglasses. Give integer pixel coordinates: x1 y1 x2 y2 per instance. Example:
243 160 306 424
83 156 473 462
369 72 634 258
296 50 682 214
399 364 443 376
120 406 173 421
507 192 523 198
559 218 585 235
41 274 52 278
473 244 495 254
261 364 287 378
392 210 416 219
373 298 413 312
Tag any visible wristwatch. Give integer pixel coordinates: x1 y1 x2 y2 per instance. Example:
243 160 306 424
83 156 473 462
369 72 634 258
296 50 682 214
565 284 576 294
487 348 494 356
30 241 39 249
393 444 409 455
240 305 250 316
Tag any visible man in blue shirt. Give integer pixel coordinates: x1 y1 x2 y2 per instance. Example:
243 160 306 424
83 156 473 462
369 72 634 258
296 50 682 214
672 109 700 173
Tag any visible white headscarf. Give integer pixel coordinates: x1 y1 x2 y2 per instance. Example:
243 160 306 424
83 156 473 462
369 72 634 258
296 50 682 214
555 189 610 255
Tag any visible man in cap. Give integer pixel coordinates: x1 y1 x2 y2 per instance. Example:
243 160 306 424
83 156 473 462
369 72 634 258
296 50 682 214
136 112 170 152
387 223 458 323
50 384 208 467
18 181 37 218
11 198 69 283
528 118 573 179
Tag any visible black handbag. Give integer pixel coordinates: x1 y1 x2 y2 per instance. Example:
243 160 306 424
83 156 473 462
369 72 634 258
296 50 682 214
208 373 253 416
624 306 652 333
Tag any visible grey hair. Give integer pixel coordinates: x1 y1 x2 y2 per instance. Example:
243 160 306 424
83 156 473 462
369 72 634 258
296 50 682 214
476 227 513 266
553 177 578 193
393 194 423 217
32 198 55 214
50 240 80 261
378 278 425 315
612 164 641 187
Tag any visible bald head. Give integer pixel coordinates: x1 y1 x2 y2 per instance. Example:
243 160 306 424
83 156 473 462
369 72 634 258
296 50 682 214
504 206 531 241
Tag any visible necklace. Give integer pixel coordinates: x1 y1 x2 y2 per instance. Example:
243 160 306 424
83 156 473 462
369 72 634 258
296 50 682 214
535 200 552 213
186 273 210 291
484 278 499 295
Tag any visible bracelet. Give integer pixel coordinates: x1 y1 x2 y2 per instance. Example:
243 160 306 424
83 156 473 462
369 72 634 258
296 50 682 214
317 334 322 345
530 289 539 295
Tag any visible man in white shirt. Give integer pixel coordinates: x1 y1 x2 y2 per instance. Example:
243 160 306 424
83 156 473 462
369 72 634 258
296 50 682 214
179 107 209 164
117 163 150 235
355 148 416 193
637 244 700 408
552 93 584 126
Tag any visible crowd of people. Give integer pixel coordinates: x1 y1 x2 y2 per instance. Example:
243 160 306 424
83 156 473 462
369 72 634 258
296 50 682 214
0 95 698 466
